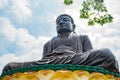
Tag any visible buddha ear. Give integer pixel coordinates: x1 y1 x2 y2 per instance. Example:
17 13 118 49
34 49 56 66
73 24 76 32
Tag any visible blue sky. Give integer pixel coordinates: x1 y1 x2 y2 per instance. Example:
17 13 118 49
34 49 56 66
0 0 120 74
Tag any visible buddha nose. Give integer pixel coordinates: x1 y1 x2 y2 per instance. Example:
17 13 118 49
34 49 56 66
59 19 64 23
59 23 65 27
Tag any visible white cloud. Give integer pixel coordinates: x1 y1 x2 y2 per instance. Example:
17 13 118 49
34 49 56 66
0 0 41 22
105 0 120 15
0 17 50 74
10 0 32 22
0 0 8 8
0 17 17 42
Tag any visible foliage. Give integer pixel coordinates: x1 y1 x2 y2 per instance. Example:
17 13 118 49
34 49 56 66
64 0 73 5
64 0 113 26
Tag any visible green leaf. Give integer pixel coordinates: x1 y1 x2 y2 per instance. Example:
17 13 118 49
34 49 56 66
94 17 100 23
95 0 104 3
88 19 95 26
89 12 95 16
107 14 113 23
64 0 73 5
80 14 84 18
80 9 89 19
82 1 90 10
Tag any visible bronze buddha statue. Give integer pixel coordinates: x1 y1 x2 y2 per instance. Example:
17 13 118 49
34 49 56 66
2 14 119 74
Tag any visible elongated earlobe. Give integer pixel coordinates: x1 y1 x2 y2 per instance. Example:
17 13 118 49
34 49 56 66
73 24 76 33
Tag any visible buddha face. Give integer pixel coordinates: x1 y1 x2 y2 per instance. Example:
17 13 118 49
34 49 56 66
56 15 74 34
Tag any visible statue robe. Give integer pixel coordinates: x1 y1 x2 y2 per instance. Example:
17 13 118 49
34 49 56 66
2 34 119 74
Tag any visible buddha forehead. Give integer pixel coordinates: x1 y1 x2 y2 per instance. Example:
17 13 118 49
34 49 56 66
56 14 74 23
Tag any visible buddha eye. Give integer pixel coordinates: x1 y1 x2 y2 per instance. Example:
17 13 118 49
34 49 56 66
56 17 71 25
63 18 70 22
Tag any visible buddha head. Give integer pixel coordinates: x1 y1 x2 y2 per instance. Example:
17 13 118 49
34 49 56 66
56 14 76 34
